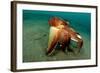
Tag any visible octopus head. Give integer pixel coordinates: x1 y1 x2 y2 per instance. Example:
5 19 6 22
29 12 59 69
49 17 69 28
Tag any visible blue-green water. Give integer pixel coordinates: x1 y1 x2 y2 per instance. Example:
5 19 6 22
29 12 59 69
23 10 91 62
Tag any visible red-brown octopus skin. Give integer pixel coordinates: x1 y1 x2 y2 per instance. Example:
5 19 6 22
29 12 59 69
46 17 83 55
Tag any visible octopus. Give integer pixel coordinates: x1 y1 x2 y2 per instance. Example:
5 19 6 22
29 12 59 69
46 17 83 56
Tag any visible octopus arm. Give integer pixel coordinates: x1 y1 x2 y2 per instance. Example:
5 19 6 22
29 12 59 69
47 27 59 55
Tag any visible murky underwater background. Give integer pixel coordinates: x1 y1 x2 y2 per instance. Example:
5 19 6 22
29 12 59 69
23 10 91 62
